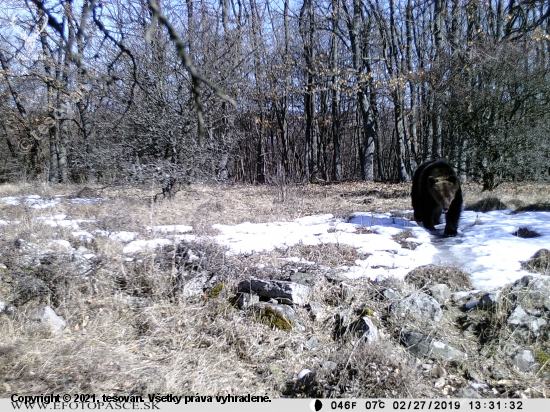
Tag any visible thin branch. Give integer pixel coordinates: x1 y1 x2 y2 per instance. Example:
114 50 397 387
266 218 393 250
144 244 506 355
147 0 236 143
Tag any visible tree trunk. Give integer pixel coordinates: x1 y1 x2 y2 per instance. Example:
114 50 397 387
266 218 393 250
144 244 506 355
331 0 342 182
0 50 40 177
300 0 318 182
345 0 374 181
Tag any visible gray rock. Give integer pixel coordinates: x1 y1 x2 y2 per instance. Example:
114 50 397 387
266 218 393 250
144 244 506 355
307 301 324 319
450 290 479 304
509 276 550 310
252 302 304 331
464 300 480 310
382 288 403 301
490 365 510 380
120 295 150 308
507 305 547 338
33 306 66 332
181 272 209 298
238 278 310 306
15 239 93 277
434 377 446 389
16 239 55 269
471 383 488 391
236 292 259 309
402 330 466 361
323 360 338 371
0 299 5 313
525 308 542 316
305 336 320 350
458 387 481 398
358 317 379 343
340 282 355 300
512 349 538 373
390 292 443 322
290 272 318 286
428 284 451 304
70 252 94 276
480 290 501 309
336 309 352 330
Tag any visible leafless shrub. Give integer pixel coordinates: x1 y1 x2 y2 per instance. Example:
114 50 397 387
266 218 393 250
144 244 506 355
392 229 418 250
405 265 473 292
301 339 437 398
466 197 508 212
521 249 550 274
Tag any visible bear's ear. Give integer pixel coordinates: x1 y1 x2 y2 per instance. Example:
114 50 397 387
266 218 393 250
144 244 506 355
447 175 457 184
428 176 436 186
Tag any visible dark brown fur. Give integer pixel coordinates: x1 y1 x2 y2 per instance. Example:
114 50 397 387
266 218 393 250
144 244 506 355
411 160 462 237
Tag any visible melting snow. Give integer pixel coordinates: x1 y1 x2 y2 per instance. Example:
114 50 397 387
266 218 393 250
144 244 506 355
146 224 193 233
211 210 550 290
122 239 175 254
4 191 549 292
35 215 95 230
1 195 62 208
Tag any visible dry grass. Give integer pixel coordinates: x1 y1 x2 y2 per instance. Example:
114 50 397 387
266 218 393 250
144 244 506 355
1 180 549 398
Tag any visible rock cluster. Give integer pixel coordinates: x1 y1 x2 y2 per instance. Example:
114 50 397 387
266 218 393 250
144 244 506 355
2 238 550 398
228 261 550 396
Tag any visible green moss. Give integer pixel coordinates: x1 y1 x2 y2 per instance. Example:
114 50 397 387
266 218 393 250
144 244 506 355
208 283 223 298
255 306 294 331
361 307 374 317
534 350 550 372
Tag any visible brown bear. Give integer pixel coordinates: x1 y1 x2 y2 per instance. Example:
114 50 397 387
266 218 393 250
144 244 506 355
411 159 462 237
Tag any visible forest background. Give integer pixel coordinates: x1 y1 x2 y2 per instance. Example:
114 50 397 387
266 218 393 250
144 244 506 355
1 0 550 192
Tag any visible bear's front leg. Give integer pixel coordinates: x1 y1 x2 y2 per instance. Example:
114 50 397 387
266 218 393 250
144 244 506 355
443 192 462 237
443 225 457 237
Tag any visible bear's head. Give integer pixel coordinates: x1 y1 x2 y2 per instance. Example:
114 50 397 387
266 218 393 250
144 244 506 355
428 175 459 212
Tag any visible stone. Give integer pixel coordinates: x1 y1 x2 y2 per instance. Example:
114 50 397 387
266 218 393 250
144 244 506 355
464 300 480 310
353 317 379 343
480 290 501 308
238 278 310 306
512 349 538 373
507 305 547 338
336 309 352 330
236 292 259 309
323 360 338 371
252 302 304 331
402 330 466 361
458 387 481 398
521 249 550 274
434 377 446 389
509 276 550 310
15 239 93 277
33 306 66 332
70 252 94 276
16 239 57 269
382 288 403 301
428 284 451 304
305 336 320 350
390 292 443 322
290 272 318 286
181 272 209 298
307 301 324 319
237 292 260 309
